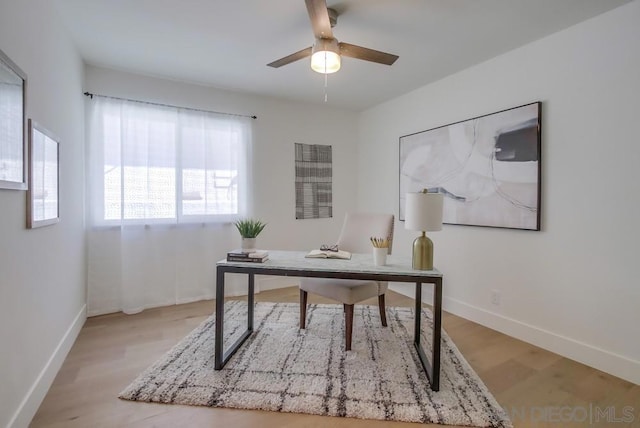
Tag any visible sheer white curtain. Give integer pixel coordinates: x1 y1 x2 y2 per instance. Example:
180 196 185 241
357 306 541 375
86 96 252 315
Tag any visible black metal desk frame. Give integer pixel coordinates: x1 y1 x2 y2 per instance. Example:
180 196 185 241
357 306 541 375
214 253 443 391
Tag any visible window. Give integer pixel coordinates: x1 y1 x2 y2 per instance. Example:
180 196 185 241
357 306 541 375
87 97 251 225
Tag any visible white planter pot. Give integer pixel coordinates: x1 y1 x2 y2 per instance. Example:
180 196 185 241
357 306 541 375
241 237 256 251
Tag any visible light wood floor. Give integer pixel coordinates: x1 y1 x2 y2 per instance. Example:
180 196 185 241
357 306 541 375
31 287 639 428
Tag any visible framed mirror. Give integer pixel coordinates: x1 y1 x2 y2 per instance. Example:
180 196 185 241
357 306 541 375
0 48 27 190
27 119 59 228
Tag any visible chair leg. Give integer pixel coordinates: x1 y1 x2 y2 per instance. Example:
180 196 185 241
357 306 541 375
344 304 354 351
300 289 307 329
378 294 388 327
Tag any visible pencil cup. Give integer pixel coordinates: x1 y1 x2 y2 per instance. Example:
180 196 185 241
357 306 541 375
373 247 387 266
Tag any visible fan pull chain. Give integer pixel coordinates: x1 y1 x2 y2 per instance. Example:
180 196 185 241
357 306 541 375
324 71 328 102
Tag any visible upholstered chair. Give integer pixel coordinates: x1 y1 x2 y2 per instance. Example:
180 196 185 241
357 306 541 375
299 212 394 350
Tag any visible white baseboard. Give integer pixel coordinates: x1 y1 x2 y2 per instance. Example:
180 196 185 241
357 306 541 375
87 278 297 317
176 294 215 305
388 284 640 385
8 304 87 428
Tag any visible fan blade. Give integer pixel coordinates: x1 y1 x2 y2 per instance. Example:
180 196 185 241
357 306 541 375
339 42 399 66
267 47 313 68
305 0 333 39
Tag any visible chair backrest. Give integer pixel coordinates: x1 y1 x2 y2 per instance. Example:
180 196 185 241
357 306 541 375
336 213 394 255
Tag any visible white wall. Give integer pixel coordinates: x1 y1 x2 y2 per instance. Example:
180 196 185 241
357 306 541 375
1 2 636 424
357 1 640 385
0 1 86 427
84 66 359 307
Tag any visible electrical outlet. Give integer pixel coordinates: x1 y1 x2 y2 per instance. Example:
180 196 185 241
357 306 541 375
491 289 501 306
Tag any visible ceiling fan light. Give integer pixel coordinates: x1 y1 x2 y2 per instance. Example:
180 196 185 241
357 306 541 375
311 38 341 74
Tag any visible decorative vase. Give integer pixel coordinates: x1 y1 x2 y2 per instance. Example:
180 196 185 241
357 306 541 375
241 237 256 252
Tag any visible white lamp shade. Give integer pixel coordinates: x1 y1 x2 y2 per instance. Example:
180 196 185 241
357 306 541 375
405 192 444 232
311 38 341 74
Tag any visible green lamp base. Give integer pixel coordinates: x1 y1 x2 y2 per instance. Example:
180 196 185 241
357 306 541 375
412 232 433 270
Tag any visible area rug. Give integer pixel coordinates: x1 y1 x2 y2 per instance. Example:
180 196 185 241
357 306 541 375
119 302 512 427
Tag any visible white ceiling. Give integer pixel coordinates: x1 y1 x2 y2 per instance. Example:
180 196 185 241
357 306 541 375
54 0 630 111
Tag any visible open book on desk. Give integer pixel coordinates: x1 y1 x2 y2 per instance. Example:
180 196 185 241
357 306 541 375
305 249 352 260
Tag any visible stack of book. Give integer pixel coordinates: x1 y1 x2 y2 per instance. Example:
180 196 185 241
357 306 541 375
226 249 269 263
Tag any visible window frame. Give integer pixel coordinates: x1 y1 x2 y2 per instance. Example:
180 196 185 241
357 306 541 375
88 97 250 227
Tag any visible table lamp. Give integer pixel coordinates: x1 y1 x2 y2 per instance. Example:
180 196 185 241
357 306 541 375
405 190 444 270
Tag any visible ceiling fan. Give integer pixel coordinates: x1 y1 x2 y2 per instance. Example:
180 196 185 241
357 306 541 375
267 0 399 74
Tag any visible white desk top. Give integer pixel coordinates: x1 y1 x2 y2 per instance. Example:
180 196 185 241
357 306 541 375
217 250 442 278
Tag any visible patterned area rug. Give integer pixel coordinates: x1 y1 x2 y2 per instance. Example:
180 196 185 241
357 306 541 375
120 302 512 427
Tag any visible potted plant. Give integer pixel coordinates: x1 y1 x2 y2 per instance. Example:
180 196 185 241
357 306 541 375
234 218 267 251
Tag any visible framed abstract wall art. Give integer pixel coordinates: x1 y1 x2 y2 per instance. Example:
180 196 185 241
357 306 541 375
399 102 541 230
27 119 60 228
0 48 27 190
295 142 332 220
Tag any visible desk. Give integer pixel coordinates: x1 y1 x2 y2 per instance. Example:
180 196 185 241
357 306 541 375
214 250 444 391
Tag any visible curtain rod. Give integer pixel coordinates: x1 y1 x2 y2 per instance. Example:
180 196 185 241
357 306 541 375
83 92 257 119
